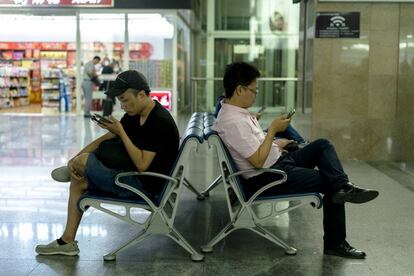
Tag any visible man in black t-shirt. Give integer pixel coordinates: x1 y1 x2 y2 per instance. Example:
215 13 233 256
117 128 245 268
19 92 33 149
36 70 179 256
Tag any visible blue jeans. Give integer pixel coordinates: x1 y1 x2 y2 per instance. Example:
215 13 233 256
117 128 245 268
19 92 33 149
85 153 149 199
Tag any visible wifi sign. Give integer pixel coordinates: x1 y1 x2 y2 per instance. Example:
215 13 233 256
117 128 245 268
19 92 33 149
330 16 346 28
316 12 360 38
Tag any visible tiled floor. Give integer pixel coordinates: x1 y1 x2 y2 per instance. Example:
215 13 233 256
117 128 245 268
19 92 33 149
0 113 413 275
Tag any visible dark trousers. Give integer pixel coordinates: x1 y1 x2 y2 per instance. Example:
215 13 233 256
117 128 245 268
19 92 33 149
243 138 348 248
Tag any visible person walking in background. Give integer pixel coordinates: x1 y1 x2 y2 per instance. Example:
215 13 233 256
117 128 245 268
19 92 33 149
82 56 101 118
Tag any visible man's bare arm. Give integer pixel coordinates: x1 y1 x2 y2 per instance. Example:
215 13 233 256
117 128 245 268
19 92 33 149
247 117 291 168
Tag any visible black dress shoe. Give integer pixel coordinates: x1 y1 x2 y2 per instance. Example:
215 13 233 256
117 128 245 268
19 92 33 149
332 182 379 204
324 241 366 259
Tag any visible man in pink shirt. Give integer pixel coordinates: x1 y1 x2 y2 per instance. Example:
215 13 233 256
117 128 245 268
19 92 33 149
213 62 379 259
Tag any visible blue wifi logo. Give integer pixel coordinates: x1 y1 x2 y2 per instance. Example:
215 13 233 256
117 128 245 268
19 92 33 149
330 16 346 27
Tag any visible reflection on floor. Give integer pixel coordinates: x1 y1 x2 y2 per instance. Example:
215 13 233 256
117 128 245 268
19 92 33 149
0 104 41 114
0 114 413 275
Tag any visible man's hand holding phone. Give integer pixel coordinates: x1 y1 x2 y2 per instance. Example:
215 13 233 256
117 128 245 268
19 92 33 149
284 109 296 119
258 106 266 114
91 113 113 125
268 116 291 136
252 106 266 120
92 114 124 137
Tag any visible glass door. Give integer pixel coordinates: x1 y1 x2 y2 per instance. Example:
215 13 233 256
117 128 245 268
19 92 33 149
204 0 299 113
176 15 191 112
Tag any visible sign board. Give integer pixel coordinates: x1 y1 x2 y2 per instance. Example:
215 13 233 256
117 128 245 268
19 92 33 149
319 0 414 2
315 12 360 38
150 91 172 111
0 42 69 50
0 0 114 7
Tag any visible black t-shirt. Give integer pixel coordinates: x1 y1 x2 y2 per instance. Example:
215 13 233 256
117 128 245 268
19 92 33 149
120 100 179 195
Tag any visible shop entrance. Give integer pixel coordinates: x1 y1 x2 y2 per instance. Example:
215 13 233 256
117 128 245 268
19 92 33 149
0 11 186 118
0 14 76 113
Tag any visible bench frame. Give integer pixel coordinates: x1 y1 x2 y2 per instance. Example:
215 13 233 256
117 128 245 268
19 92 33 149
78 124 205 262
201 128 323 255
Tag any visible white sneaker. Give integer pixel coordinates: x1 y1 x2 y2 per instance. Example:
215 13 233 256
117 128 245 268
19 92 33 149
35 240 79 256
51 166 71 182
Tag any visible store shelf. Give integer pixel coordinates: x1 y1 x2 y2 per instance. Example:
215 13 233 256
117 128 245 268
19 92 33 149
40 68 72 112
0 44 76 109
0 67 30 109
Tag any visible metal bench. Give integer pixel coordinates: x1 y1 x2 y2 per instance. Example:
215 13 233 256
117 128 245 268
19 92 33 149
201 125 323 255
77 122 205 262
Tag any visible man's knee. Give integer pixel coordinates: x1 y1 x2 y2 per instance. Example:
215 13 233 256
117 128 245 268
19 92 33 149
313 138 333 149
72 153 90 175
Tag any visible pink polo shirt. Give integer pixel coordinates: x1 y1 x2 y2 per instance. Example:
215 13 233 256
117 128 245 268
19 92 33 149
213 102 282 178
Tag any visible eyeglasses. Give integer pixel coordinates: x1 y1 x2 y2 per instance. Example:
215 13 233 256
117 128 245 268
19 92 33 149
242 85 259 96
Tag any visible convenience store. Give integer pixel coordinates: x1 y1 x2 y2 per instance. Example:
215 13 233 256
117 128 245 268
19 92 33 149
0 0 192 117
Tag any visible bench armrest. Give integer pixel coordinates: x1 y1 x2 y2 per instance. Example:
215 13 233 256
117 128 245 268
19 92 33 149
227 168 287 204
115 171 178 209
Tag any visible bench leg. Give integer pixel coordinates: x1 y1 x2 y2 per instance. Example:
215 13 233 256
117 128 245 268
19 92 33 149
168 226 205 261
249 224 297 255
201 175 222 197
103 230 151 261
201 221 236 253
183 177 205 200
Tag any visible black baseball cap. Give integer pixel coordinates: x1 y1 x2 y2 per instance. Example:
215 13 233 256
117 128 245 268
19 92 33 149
105 70 150 97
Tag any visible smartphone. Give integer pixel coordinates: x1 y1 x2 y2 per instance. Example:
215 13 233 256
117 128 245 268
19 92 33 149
258 106 266 113
285 109 296 119
91 113 113 124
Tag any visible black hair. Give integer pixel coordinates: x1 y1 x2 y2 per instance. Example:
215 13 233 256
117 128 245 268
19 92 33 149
130 88 150 97
93 56 101 61
223 62 260 98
